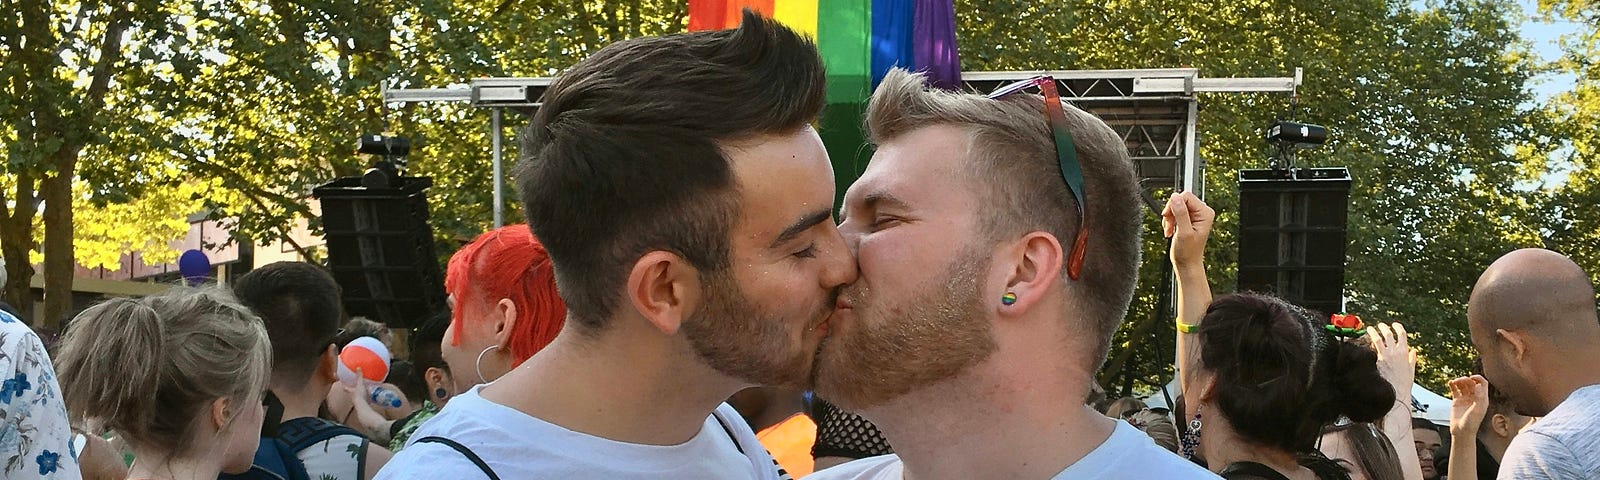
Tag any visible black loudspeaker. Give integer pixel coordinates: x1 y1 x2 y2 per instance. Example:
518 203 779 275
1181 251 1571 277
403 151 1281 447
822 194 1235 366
1236 167 1352 315
313 176 447 328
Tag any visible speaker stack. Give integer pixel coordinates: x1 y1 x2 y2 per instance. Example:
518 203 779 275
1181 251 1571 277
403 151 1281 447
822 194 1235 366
1235 167 1352 315
313 176 447 328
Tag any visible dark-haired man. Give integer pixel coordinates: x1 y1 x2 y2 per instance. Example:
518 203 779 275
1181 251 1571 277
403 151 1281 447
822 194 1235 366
1414 417 1444 480
378 11 852 479
230 261 393 480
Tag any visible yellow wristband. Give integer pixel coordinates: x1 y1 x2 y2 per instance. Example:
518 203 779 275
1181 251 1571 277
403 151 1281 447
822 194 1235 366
1176 321 1199 334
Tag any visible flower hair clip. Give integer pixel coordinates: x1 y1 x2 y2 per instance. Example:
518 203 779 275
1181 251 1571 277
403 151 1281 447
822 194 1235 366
1326 313 1367 338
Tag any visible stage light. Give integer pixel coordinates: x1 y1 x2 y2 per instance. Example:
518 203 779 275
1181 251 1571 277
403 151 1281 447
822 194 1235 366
1265 121 1328 149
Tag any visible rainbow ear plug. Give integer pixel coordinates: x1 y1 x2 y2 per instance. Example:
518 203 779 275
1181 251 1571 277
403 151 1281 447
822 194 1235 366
1326 314 1367 338
1001 292 1018 305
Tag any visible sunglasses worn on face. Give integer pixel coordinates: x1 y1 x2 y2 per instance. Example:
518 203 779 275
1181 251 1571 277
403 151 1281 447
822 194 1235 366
985 76 1089 280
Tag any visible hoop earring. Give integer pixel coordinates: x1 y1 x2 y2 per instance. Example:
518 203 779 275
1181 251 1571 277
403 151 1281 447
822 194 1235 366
475 345 501 384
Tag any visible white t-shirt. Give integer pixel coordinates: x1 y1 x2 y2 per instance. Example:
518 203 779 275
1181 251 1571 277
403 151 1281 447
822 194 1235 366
1498 383 1600 480
376 385 787 480
808 419 1218 480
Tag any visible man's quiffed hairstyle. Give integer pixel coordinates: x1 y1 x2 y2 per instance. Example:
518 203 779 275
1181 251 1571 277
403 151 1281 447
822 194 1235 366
864 68 1143 370
516 10 826 331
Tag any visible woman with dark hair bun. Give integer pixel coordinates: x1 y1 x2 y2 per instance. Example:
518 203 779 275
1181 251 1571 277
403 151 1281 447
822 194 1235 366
1165 192 1397 480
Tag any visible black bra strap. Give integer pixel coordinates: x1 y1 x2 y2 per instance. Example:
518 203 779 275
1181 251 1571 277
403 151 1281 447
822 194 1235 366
415 436 501 480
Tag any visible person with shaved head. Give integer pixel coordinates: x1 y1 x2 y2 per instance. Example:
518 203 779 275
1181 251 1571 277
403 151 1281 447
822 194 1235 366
1466 248 1600 479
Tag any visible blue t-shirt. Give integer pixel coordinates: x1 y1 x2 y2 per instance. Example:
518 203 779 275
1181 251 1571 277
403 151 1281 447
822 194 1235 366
1498 384 1600 480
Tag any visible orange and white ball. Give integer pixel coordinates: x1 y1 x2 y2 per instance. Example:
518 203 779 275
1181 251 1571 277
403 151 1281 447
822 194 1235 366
337 336 390 384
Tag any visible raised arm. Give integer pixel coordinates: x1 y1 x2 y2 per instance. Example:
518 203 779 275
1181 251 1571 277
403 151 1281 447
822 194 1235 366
1164 191 1214 394
1371 323 1423 480
1447 375 1489 480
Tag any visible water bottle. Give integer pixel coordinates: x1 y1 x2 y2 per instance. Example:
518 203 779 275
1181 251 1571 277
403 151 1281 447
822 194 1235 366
369 386 403 409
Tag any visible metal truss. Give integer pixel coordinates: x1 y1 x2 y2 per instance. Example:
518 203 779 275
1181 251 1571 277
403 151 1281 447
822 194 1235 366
383 69 1300 223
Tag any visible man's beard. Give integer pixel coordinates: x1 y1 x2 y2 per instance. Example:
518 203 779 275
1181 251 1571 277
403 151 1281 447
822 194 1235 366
681 269 834 389
814 245 997 410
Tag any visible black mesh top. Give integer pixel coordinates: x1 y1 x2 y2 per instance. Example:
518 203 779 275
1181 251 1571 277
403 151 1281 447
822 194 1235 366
811 398 894 460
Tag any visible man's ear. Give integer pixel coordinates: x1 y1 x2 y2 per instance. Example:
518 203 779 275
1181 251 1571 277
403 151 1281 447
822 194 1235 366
319 344 340 383
1496 328 1532 364
1491 413 1512 438
997 232 1064 318
627 251 703 335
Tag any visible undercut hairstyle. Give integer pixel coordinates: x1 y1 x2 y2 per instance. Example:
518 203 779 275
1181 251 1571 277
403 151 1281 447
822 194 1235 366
1197 293 1396 453
516 10 827 331
444 225 566 364
409 310 451 384
232 261 345 386
865 68 1143 370
56 287 271 454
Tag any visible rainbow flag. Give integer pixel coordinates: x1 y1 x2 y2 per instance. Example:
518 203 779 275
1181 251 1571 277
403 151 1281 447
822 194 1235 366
688 0 960 196
687 0 961 104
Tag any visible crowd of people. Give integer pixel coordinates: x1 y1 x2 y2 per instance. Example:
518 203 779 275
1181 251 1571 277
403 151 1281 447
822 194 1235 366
0 10 1596 480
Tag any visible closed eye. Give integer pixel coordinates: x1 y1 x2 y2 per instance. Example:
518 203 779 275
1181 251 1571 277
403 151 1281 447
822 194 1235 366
794 244 818 259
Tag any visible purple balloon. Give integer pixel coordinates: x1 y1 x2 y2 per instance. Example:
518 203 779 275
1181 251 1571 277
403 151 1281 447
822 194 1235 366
178 249 211 283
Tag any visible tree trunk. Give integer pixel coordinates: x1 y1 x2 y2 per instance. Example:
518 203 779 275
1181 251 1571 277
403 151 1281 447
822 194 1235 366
38 170 73 330
0 171 38 321
29 4 130 329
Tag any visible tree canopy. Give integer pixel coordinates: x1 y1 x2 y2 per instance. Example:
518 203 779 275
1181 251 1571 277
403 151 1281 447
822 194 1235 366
3 0 1593 393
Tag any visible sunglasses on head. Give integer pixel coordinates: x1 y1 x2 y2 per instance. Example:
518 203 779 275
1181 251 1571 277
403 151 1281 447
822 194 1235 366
985 76 1089 280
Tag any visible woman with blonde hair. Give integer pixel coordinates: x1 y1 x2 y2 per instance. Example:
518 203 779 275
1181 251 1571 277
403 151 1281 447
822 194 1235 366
55 287 272 480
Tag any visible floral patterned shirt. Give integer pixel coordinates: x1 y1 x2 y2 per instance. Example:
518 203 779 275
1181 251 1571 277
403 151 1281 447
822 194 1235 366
388 400 438 452
0 310 80 478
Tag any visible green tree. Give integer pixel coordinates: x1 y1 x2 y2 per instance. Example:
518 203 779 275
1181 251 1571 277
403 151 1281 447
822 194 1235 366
1539 0 1600 299
957 0 1550 393
1 0 687 327
2 0 1573 399
3 1 145 327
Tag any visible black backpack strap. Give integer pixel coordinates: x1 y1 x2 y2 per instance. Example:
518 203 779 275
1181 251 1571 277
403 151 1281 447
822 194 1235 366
415 436 501 480
277 417 364 451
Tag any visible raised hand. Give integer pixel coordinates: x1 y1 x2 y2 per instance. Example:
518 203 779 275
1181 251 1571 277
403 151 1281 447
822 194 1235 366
1367 322 1416 399
1448 375 1490 437
1162 191 1215 271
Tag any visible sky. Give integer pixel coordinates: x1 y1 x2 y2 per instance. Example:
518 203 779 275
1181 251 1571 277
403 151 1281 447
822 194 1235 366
1516 0 1586 188
1518 0 1584 101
